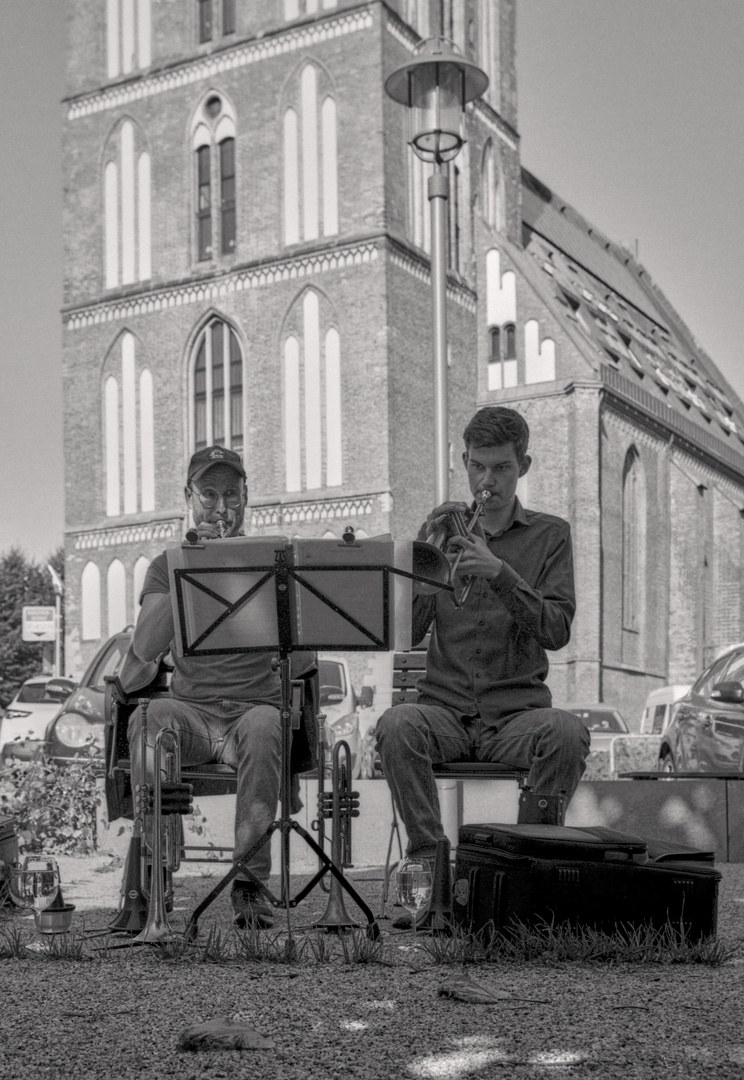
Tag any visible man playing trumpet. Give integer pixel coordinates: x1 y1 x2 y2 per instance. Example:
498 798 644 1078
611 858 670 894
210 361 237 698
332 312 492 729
127 445 313 930
376 407 589 883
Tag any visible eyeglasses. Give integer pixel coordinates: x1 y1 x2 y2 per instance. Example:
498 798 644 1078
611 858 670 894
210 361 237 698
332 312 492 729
189 484 244 509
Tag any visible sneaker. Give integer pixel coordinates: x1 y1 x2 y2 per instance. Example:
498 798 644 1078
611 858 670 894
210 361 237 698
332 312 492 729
231 880 275 930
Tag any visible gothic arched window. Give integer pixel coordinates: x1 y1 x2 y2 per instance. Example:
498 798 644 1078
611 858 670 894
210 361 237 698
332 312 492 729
103 118 151 288
103 331 155 516
622 448 645 633
191 317 244 455
192 94 238 261
282 289 342 492
282 64 339 245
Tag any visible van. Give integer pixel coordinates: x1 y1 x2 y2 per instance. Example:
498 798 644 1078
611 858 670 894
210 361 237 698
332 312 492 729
639 685 691 736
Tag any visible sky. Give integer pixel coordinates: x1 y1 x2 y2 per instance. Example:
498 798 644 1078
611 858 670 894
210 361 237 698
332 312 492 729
0 0 742 564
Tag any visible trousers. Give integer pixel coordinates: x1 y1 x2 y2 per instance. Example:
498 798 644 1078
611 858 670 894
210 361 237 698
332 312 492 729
375 703 590 859
128 698 282 882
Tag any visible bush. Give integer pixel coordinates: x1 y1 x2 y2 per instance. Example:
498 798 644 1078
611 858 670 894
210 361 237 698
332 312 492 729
582 737 662 781
0 756 100 854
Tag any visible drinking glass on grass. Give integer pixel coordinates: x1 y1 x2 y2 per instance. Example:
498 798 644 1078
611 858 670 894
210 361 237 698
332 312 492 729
9 855 61 950
396 857 433 932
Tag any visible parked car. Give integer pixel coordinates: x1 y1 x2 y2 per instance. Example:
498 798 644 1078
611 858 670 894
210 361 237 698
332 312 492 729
659 645 744 773
563 704 630 752
0 676 77 762
639 685 691 736
318 655 363 778
42 630 134 764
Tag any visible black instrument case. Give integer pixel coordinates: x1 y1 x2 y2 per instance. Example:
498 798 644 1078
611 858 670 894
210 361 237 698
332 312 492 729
453 823 721 941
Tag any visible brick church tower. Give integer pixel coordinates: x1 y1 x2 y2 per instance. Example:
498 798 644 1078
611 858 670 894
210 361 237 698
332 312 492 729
62 0 744 724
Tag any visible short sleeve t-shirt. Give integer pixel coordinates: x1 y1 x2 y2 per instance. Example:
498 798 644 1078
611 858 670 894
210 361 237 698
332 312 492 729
140 552 283 705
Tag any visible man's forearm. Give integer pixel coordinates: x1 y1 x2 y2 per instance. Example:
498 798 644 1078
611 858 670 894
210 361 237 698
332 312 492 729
132 593 174 661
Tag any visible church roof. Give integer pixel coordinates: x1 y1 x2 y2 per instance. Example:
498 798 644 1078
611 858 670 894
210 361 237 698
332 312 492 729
521 168 744 479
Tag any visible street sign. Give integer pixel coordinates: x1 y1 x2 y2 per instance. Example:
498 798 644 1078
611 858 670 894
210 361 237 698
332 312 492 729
22 606 57 642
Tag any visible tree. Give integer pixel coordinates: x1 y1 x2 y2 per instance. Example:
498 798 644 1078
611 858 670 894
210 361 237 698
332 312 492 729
0 546 65 706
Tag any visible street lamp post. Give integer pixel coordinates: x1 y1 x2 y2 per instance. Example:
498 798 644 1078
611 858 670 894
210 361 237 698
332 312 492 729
385 38 488 504
47 564 64 678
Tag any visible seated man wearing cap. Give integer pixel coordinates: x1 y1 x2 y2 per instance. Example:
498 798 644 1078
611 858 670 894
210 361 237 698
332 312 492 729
128 445 313 929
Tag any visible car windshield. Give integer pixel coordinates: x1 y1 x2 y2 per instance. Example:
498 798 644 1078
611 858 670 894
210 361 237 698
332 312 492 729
86 638 130 691
318 660 346 705
15 683 50 703
572 710 628 732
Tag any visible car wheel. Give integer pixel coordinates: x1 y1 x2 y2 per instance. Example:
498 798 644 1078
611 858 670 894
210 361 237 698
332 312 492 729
658 751 676 775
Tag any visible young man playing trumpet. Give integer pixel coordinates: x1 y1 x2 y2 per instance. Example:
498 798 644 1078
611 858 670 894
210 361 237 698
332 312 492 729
127 445 314 930
376 407 589 879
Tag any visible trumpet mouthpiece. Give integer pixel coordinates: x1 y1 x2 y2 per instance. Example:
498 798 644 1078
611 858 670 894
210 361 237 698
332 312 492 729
480 490 491 501
216 520 227 538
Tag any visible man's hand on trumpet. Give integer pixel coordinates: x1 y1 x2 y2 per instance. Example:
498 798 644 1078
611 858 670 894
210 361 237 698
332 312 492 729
425 501 471 540
446 532 504 583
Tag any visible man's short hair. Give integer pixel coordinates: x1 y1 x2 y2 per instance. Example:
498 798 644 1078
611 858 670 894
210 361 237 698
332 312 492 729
462 407 530 461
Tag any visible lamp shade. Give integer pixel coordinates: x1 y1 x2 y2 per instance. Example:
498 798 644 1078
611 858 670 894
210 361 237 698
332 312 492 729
385 38 489 164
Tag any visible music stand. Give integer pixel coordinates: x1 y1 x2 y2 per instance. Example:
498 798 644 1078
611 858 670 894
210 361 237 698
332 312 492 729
169 533 449 940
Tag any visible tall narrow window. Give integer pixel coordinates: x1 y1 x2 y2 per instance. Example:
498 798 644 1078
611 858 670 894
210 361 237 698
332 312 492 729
283 109 300 244
191 318 244 455
137 151 151 280
222 0 235 34
191 97 237 262
139 369 155 511
104 162 119 288
107 560 127 637
282 289 343 492
133 556 151 618
622 450 641 632
102 118 151 288
197 145 212 261
121 0 136 73
120 121 136 284
479 0 499 110
301 66 319 242
198 0 213 42
282 66 339 244
325 327 342 486
504 324 516 360
81 563 102 641
107 0 121 79
321 97 338 237
194 341 207 451
284 336 302 492
303 290 322 489
229 329 243 453
107 0 151 78
219 138 236 254
105 377 120 516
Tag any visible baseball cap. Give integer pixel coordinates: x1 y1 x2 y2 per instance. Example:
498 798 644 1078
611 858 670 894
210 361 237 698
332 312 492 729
187 446 247 485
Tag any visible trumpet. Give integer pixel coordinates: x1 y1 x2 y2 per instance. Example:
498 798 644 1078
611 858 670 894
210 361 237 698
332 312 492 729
130 698 193 944
185 519 227 544
312 739 361 931
425 490 491 607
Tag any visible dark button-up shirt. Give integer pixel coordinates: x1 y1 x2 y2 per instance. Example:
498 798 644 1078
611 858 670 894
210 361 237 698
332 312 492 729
413 500 575 730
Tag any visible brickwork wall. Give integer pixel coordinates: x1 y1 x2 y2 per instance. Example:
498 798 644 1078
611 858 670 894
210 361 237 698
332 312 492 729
62 0 744 714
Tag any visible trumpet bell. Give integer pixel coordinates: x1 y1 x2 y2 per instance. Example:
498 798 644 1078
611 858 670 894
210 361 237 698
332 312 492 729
411 541 452 595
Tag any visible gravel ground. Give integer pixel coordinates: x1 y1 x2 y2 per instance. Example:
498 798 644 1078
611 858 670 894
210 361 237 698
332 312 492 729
1 857 743 1080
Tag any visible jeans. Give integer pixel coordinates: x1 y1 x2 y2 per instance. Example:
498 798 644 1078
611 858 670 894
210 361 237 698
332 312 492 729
128 698 282 882
375 704 590 859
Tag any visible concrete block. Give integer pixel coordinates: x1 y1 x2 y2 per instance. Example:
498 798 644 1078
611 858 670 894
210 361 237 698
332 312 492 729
181 778 407 872
566 779 729 859
727 780 744 862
